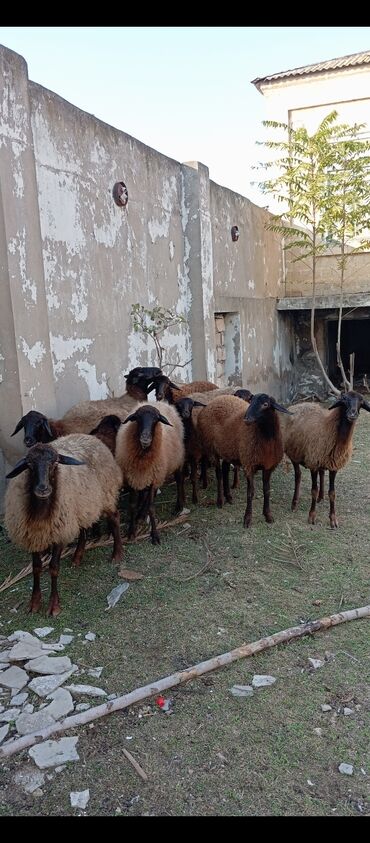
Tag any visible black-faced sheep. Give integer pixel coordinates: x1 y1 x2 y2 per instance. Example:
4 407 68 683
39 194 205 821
89 414 122 455
5 435 123 616
115 402 185 544
197 393 291 527
154 377 218 403
281 390 370 528
174 397 206 505
11 367 164 446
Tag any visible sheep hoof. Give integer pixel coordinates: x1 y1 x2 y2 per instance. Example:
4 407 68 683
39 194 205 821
291 500 298 511
308 513 316 525
47 602 61 617
151 534 160 545
264 513 274 524
216 499 223 508
330 517 338 529
28 597 41 614
225 495 233 504
243 517 252 529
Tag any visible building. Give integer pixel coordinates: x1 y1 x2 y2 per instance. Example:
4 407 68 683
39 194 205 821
252 50 370 395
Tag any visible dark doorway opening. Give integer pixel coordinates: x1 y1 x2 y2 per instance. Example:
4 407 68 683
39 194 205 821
328 319 370 386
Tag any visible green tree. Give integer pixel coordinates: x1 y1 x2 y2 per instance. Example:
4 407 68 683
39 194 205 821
131 303 192 375
255 111 370 394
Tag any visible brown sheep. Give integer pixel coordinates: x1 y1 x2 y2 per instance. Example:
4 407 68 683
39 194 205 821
115 402 185 544
154 377 218 403
10 367 164 446
197 393 290 527
5 435 123 616
281 390 370 527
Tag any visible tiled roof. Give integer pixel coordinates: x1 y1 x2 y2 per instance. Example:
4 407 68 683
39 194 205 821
252 50 370 90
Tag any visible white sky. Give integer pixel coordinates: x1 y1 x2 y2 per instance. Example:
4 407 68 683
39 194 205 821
1 27 370 206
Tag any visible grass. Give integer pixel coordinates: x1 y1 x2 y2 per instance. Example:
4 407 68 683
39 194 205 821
0 415 369 816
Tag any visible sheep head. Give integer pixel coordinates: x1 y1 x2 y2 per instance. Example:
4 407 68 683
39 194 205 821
152 375 181 401
11 411 54 447
234 389 254 403
6 444 85 499
244 394 292 424
123 405 173 449
175 397 206 420
329 390 370 421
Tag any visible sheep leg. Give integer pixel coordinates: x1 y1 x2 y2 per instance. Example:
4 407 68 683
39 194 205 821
291 462 301 511
148 486 160 545
318 469 325 502
174 469 185 514
243 474 255 528
72 528 86 567
47 543 63 617
262 468 274 523
328 470 338 529
29 552 43 614
107 509 123 561
190 457 198 504
308 470 319 525
222 460 233 504
232 466 239 489
200 456 208 489
216 460 224 508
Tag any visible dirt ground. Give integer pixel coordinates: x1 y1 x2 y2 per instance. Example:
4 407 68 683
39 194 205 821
0 414 369 816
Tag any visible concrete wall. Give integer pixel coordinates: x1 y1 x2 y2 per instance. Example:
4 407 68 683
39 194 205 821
0 44 292 507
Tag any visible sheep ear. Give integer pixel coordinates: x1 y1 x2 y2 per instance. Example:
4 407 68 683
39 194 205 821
270 399 293 415
361 398 370 412
6 457 28 479
193 401 206 407
158 414 173 426
122 413 137 424
58 455 85 466
43 419 54 438
169 381 181 390
329 398 342 410
11 418 25 437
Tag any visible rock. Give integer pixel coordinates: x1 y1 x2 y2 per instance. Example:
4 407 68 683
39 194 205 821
63 628 73 633
308 658 324 669
0 663 9 671
107 694 117 701
55 765 66 773
23 704 34 714
313 727 322 736
14 768 45 794
8 630 39 643
0 665 29 690
338 763 353 776
343 707 353 716
28 668 77 698
33 627 54 638
10 692 28 706
65 684 107 697
0 724 10 744
252 675 276 688
70 789 90 809
8 641 52 661
29 736 80 769
0 708 22 722
24 656 72 675
321 704 332 712
16 710 56 736
230 685 254 697
41 643 65 652
45 688 74 719
0 651 11 663
85 632 96 642
58 635 74 646
75 703 90 712
87 667 103 679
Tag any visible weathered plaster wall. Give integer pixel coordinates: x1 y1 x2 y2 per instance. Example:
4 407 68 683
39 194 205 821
0 44 293 510
210 183 293 398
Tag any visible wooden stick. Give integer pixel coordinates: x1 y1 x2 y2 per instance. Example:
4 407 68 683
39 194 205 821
1 604 369 760
122 748 148 781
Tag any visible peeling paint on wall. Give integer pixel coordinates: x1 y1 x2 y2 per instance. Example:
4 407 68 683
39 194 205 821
50 335 93 376
75 361 109 400
20 338 46 368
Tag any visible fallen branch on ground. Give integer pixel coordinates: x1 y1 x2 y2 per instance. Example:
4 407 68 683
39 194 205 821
1 604 369 760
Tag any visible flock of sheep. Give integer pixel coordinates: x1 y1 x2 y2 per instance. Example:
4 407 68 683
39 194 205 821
4 365 370 616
